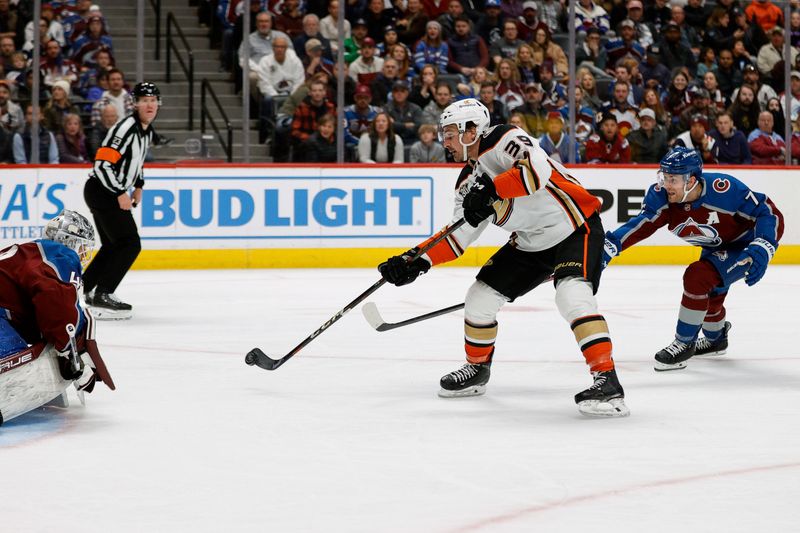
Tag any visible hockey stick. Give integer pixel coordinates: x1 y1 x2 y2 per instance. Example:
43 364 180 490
361 274 556 332
362 302 465 332
245 218 467 371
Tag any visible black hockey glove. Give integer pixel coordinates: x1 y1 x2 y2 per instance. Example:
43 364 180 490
462 173 499 227
56 352 83 381
378 248 431 286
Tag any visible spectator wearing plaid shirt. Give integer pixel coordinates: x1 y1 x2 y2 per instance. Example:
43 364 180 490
90 68 133 127
290 78 335 158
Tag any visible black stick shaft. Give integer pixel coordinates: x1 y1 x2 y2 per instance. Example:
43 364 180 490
246 219 467 370
282 278 385 359
375 303 465 331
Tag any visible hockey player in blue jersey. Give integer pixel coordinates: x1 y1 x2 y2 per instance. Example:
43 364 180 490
603 146 785 371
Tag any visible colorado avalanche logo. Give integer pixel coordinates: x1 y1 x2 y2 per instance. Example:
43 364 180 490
672 217 723 246
713 178 731 193
713 250 729 261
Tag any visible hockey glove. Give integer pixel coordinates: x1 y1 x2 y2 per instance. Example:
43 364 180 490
462 173 499 227
602 232 621 269
378 248 431 286
56 351 83 381
76 368 98 393
739 238 776 286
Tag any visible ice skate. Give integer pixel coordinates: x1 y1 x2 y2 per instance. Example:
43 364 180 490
88 292 133 321
695 322 731 357
654 338 696 371
574 369 629 417
438 362 491 398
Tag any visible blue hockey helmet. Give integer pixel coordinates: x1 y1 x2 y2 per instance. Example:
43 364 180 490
659 146 702 180
658 146 703 202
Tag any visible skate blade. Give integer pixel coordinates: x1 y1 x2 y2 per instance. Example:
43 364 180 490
695 348 726 357
654 360 688 372
577 398 630 418
438 385 486 398
89 307 133 321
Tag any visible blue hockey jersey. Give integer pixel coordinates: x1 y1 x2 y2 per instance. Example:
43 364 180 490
608 172 784 253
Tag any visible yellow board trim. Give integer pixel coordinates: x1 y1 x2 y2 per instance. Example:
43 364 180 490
131 245 800 270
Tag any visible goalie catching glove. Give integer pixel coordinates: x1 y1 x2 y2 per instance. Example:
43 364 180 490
378 248 431 286
462 173 499 227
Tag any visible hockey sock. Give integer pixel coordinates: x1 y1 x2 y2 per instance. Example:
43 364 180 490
701 292 728 340
571 315 614 373
464 319 497 364
677 260 722 342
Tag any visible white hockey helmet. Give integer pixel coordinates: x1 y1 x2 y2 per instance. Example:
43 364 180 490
44 209 95 267
438 98 491 142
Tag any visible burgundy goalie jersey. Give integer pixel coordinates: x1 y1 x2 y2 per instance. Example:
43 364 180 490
0 240 93 353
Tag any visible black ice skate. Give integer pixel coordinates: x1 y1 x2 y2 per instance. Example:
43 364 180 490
438 362 491 398
654 338 696 371
695 322 731 357
574 369 629 417
88 292 133 321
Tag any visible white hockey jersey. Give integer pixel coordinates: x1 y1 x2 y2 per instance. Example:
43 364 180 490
421 125 601 265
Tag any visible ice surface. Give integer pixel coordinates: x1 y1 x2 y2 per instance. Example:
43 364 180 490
1 266 798 532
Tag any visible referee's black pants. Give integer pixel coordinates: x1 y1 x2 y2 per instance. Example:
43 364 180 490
82 177 142 295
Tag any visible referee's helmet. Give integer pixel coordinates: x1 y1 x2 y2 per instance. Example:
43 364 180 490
132 82 162 106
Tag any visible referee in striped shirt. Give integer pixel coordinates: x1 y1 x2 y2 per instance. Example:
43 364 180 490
82 82 160 319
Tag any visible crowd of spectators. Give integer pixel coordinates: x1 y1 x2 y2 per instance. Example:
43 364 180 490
0 0 133 164
209 0 800 165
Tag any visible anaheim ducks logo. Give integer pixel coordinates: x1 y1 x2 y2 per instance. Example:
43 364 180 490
672 217 722 246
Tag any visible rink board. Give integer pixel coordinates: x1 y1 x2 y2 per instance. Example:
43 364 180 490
0 163 797 268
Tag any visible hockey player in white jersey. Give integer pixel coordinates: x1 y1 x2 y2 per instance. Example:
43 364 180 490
378 99 629 417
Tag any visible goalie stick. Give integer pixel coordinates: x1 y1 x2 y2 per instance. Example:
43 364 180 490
245 218 467 371
362 302 465 332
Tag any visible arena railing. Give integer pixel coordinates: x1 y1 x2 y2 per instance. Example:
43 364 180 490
149 0 161 61
201 78 234 162
165 11 195 131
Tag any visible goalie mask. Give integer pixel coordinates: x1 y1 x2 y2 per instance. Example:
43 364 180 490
44 210 95 267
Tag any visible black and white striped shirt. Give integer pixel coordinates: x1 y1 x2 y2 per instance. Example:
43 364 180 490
91 114 152 194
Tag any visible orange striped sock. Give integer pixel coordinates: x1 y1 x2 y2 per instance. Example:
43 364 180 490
570 315 614 372
464 320 497 364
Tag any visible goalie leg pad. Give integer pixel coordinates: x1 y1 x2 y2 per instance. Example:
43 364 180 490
0 344 71 424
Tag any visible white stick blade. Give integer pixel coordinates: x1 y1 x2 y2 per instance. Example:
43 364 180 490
361 302 387 331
